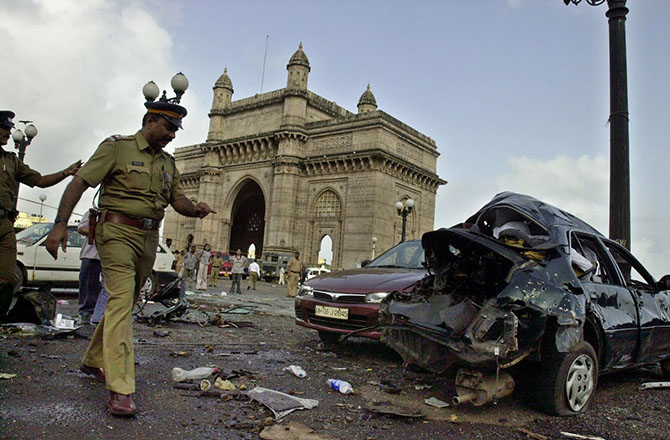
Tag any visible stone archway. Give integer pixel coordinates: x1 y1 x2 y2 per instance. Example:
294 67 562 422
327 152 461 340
229 180 265 257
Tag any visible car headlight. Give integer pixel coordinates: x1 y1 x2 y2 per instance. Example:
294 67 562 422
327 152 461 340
298 285 314 297
365 292 390 303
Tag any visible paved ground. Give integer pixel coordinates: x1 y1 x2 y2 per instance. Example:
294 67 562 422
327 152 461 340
2 278 670 439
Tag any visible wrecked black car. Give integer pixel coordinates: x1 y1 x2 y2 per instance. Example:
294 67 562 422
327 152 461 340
379 192 670 416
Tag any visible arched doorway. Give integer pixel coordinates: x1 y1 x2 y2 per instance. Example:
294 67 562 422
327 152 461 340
229 180 265 257
318 235 332 268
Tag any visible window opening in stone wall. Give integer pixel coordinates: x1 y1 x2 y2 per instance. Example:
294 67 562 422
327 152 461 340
314 190 341 217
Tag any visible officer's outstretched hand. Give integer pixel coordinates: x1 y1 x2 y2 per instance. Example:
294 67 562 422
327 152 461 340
194 202 216 218
64 160 83 176
45 224 69 259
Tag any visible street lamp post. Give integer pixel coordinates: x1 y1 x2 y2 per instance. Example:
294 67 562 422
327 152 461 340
38 194 47 220
371 236 377 260
11 121 38 162
142 72 189 104
564 0 630 249
395 198 415 243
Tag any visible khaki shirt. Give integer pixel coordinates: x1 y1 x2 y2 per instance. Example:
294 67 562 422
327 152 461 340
77 131 185 220
211 256 224 268
0 149 41 211
287 256 303 273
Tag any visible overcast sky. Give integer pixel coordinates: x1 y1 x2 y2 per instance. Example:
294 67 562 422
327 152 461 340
3 0 669 276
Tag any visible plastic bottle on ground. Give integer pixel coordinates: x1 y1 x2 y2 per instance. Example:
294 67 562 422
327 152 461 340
283 365 307 378
171 366 219 382
327 378 354 394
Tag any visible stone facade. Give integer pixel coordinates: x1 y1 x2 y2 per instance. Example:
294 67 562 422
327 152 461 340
164 44 445 269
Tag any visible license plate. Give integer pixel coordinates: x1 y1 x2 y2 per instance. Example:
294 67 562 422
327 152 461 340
315 305 349 320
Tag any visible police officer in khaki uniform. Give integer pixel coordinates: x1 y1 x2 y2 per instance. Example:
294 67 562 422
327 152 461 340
209 252 223 285
0 110 81 320
45 101 215 417
286 250 304 298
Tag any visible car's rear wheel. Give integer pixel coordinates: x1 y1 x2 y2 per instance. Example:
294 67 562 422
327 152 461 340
141 273 157 297
318 331 341 344
536 340 598 416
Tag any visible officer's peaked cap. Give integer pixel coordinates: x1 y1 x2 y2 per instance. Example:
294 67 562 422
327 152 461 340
0 110 16 129
144 101 187 129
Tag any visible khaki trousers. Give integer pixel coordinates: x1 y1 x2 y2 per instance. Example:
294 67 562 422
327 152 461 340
287 273 299 297
0 218 17 318
209 266 220 284
82 219 157 395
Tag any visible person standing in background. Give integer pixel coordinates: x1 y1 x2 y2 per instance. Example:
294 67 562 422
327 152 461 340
278 266 286 285
209 252 223 287
247 259 260 290
174 249 185 277
196 243 211 290
230 249 247 294
183 246 197 285
77 210 101 325
286 251 304 298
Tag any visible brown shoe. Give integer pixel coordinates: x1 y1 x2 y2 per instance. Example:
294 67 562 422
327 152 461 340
80 364 105 383
108 391 138 417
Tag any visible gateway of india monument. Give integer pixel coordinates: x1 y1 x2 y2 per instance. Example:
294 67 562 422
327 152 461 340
163 44 445 269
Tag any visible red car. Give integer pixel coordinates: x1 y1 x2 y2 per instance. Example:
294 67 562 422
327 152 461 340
294 239 426 343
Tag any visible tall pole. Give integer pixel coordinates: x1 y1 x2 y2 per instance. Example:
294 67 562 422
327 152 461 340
606 0 630 249
401 212 408 243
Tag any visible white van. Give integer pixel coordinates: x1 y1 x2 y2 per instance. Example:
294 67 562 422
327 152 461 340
15 222 175 294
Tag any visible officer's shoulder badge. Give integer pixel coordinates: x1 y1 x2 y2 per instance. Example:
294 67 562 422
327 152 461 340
106 134 133 142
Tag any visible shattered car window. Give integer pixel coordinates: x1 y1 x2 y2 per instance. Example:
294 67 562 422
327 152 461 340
474 206 549 248
368 240 424 269
605 242 655 291
570 233 615 284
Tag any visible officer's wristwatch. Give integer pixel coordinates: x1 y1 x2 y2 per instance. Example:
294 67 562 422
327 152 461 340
54 217 68 224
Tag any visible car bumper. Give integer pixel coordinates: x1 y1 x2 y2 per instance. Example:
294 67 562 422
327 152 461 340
294 296 381 339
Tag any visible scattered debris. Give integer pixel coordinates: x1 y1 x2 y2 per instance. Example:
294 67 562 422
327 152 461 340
260 421 336 440
171 366 219 382
170 351 189 357
214 377 236 391
327 379 354 394
414 384 432 390
364 401 424 418
247 386 318 419
518 427 548 440
639 382 670 390
221 306 257 314
54 313 76 329
283 365 307 378
185 290 195 296
0 373 18 379
424 397 450 408
153 330 171 338
560 432 606 440
1 323 78 338
378 381 402 394
40 354 60 359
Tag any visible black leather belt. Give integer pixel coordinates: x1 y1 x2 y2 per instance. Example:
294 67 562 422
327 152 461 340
105 212 161 231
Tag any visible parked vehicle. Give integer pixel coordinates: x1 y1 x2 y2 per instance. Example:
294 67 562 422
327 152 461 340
379 192 670 416
261 251 293 281
15 222 176 295
295 239 426 343
305 266 331 280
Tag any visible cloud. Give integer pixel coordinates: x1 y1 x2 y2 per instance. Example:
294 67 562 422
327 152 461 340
1 0 208 218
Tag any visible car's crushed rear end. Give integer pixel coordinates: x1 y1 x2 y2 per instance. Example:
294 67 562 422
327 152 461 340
379 193 593 407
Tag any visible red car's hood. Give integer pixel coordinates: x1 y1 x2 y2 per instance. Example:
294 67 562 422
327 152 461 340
306 268 426 294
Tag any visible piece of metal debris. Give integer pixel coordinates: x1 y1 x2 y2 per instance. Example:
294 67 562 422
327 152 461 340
424 397 450 408
259 421 336 440
0 373 18 379
247 386 318 419
560 432 606 440
518 427 548 440
639 382 670 390
364 401 424 418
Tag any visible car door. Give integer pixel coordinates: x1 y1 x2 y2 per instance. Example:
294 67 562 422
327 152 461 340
604 240 670 364
32 226 83 282
571 233 639 369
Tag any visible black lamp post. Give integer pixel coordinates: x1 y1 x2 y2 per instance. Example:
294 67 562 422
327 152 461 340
564 0 630 249
395 198 415 243
11 121 38 162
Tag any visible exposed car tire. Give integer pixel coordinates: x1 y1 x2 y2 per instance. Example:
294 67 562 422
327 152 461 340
141 273 157 297
536 340 598 416
14 264 24 294
318 331 341 344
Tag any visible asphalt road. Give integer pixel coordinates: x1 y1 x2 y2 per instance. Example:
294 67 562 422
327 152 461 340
1 278 670 439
